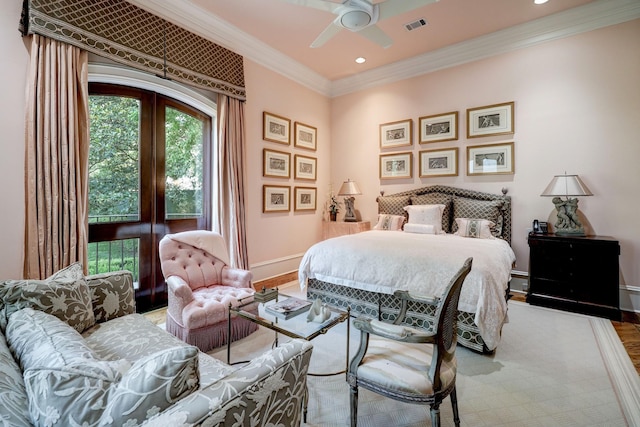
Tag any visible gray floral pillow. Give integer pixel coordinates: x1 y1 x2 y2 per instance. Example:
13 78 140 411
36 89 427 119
6 308 200 427
86 270 135 323
0 266 94 333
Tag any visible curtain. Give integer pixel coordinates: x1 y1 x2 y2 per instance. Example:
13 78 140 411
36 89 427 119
24 34 89 279
215 94 249 270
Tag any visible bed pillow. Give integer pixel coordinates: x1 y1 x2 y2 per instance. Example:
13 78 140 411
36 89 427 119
454 218 495 239
377 195 411 222
373 214 405 231
0 264 95 333
404 223 436 234
6 308 199 427
451 198 504 237
410 194 453 233
403 204 445 234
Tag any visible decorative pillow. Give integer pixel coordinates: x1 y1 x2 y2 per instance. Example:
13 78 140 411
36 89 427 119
403 223 436 234
373 214 405 231
454 218 496 239
451 198 504 237
86 271 135 323
0 332 30 426
410 194 453 233
377 195 411 222
6 308 200 427
0 267 95 333
403 204 445 234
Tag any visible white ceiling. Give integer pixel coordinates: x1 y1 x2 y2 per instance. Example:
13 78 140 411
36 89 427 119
127 0 640 96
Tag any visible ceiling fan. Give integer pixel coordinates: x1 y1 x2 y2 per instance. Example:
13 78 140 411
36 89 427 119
282 0 439 48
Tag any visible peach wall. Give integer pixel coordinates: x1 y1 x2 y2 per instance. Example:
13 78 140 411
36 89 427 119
330 20 640 290
243 60 331 275
0 2 28 279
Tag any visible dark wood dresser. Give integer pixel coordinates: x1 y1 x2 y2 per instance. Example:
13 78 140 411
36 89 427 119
527 233 620 320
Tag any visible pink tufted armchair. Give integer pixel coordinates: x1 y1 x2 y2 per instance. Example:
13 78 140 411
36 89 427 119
159 230 258 352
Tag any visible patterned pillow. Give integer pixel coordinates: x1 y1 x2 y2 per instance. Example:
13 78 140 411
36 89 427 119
403 223 436 234
0 332 30 426
451 198 504 237
403 204 445 234
454 218 496 239
410 194 453 233
6 308 200 427
86 271 135 323
377 195 411 222
0 267 95 333
373 214 405 231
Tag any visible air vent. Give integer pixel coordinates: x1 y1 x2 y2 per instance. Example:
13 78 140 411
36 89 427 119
404 18 428 32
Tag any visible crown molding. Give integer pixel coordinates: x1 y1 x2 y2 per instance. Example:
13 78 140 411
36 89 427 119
128 0 640 99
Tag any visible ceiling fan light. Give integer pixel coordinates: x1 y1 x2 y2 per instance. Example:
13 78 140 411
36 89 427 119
341 10 371 29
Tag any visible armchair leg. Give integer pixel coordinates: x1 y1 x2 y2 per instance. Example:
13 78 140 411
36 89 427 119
349 385 358 427
430 403 441 427
450 387 460 427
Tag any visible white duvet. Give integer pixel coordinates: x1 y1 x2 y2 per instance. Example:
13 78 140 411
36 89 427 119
298 230 516 350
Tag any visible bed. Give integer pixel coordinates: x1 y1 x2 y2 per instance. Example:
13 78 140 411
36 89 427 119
298 185 516 353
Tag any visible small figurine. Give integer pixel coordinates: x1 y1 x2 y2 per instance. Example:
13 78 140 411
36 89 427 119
307 298 331 323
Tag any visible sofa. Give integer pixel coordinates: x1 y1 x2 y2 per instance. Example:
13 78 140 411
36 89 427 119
0 264 313 427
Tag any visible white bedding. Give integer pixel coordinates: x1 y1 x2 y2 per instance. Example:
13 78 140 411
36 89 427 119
298 230 516 350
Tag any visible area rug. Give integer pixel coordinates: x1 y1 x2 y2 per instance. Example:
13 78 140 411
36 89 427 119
208 283 640 427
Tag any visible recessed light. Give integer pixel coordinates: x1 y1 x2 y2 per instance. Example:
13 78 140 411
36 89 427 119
534 0 549 4
355 57 366 64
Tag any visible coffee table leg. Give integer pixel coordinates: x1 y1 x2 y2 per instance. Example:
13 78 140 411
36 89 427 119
227 303 232 364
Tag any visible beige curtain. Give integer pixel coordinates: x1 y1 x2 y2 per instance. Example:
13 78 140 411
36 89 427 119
215 94 249 270
24 34 90 279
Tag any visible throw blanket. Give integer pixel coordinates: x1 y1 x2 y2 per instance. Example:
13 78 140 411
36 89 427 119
299 230 516 350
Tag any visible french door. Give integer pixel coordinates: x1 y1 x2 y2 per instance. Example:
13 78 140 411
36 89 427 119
88 83 212 311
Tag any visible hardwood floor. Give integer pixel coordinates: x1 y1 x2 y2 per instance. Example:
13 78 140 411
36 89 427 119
510 292 640 375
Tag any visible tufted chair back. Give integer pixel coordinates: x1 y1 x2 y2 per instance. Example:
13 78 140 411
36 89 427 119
159 235 227 291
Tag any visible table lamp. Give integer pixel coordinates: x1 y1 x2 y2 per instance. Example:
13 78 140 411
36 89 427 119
540 173 593 236
338 179 361 222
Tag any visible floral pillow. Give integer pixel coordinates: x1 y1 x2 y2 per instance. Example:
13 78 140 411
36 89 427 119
403 204 445 234
373 214 405 231
454 218 496 239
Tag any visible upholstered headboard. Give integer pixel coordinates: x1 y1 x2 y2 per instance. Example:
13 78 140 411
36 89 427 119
376 185 512 245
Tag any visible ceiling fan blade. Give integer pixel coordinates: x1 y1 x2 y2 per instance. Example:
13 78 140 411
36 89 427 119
378 0 439 20
310 21 343 48
356 24 393 48
280 0 342 14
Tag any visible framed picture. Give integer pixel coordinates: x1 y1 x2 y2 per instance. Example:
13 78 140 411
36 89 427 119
294 154 317 181
263 148 290 178
263 111 290 145
263 185 290 212
294 186 317 211
294 122 317 151
380 119 413 149
467 142 515 175
379 152 413 179
466 102 514 138
419 148 458 178
419 111 458 143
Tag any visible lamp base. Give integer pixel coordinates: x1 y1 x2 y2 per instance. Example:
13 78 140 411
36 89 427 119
554 228 586 237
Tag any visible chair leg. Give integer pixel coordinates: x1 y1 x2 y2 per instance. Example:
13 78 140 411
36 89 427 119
430 403 441 427
450 387 460 427
349 385 358 427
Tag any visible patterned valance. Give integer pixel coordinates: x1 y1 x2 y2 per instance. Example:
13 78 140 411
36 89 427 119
20 0 246 100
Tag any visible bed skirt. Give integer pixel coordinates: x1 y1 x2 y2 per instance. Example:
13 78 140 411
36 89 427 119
307 278 495 353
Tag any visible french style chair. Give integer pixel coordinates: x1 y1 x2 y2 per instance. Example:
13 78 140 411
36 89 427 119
347 257 473 427
159 230 258 352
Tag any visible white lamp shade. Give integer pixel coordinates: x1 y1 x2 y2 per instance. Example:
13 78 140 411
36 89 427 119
338 179 362 196
541 174 593 197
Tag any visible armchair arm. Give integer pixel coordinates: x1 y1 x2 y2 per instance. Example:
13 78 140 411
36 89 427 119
393 289 440 305
141 339 314 427
166 276 194 326
85 270 135 323
353 317 435 344
221 266 253 289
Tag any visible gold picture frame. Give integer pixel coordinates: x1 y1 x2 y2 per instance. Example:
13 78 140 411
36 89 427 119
294 186 317 211
263 148 290 179
466 142 515 175
294 122 317 151
263 185 290 212
263 111 290 145
419 148 458 178
380 119 413 149
294 154 317 181
419 111 458 143
379 152 413 180
466 102 514 138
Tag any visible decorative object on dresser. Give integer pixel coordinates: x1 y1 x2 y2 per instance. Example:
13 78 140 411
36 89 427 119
527 233 620 320
338 179 362 222
540 173 593 236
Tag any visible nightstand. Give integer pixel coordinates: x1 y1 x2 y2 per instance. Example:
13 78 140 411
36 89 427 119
527 233 620 320
322 220 370 240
